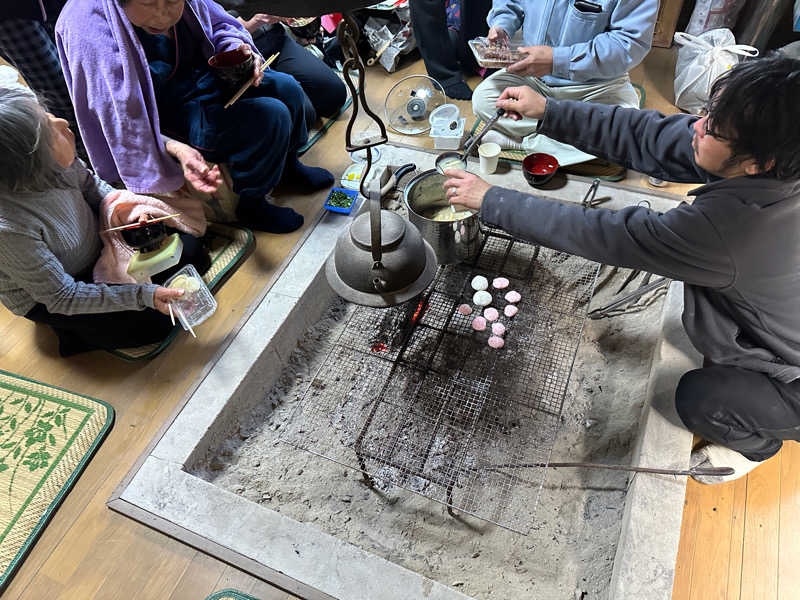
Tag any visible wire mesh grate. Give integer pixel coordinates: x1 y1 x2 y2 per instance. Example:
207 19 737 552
281 230 599 533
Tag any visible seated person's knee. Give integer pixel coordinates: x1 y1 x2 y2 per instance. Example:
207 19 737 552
675 368 720 428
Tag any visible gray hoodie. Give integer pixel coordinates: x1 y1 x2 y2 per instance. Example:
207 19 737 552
481 99 800 383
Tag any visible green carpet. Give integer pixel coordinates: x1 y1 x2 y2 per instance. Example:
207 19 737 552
109 222 254 361
0 371 113 592
205 589 261 600
297 70 358 156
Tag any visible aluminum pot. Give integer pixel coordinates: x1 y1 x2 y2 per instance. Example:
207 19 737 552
404 169 482 264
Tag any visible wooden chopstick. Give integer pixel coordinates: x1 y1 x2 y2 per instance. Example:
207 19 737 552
102 213 181 233
224 52 279 110
174 304 197 338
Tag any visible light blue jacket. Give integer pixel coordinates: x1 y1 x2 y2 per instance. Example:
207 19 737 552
488 0 658 86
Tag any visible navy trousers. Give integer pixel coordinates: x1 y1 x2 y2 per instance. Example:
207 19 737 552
252 25 348 121
163 70 311 202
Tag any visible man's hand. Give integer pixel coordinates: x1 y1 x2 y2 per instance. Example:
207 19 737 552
496 86 547 121
487 26 509 45
237 14 287 34
443 169 491 212
507 45 554 77
165 139 223 194
153 287 184 316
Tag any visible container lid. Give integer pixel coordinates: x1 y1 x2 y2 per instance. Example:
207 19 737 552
428 103 460 127
164 263 217 328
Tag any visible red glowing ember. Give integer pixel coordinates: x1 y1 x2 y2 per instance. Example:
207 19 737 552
371 343 388 353
410 298 429 326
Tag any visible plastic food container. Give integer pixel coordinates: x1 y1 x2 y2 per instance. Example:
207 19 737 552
430 117 466 150
468 37 526 68
164 264 217 330
340 162 365 190
324 187 360 214
428 103 460 129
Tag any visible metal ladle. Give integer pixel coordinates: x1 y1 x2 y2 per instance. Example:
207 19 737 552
434 107 506 175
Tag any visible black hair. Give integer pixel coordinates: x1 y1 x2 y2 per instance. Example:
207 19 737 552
708 53 800 179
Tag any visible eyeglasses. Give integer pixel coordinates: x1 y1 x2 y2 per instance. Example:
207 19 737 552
698 104 732 142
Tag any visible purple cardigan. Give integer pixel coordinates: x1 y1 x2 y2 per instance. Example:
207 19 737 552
55 0 258 194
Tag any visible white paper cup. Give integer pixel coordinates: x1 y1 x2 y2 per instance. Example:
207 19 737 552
478 142 501 174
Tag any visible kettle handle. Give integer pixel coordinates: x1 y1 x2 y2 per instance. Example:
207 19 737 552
369 175 383 268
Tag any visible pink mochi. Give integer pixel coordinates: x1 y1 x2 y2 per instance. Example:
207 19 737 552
457 303 473 316
505 290 521 303
471 316 487 331
492 277 510 289
484 307 499 322
504 305 519 318
488 336 505 349
491 322 506 336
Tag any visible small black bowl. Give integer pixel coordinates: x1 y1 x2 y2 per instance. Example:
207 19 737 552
288 16 321 40
120 221 167 253
208 47 255 89
522 153 559 188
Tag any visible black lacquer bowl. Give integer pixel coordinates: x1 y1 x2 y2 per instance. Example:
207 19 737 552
120 221 168 253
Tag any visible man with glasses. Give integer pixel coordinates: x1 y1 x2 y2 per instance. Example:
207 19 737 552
442 54 800 483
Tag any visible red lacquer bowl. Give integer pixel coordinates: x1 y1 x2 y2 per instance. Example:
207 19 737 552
522 153 559 187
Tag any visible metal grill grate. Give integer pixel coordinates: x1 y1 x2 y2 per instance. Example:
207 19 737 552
281 230 599 533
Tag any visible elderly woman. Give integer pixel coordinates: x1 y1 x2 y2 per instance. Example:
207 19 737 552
0 87 207 356
55 0 333 234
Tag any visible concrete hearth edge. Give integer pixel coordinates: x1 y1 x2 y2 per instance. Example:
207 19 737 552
609 282 700 600
111 176 695 600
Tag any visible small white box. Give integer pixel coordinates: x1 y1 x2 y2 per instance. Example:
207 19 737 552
430 117 466 150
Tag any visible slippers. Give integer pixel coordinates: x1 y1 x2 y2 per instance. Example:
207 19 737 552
689 443 764 484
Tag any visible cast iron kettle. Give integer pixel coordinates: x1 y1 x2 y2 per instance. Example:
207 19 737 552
326 173 437 307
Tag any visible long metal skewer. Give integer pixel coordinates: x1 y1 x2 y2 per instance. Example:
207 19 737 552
482 461 734 478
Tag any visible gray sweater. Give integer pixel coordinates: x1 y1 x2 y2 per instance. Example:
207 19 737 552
481 100 800 383
0 160 158 316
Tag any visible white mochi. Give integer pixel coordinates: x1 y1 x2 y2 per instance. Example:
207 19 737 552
473 290 492 306
471 275 489 291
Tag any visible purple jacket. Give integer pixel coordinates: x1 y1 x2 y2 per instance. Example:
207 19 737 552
55 0 258 194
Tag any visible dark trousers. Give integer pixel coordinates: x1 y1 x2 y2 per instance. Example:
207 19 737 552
409 0 492 87
675 365 800 461
252 25 348 121
25 232 209 357
195 71 310 201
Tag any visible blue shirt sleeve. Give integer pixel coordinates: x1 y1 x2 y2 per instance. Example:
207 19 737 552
487 0 525 39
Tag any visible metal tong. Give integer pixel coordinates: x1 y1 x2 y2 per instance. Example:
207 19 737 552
581 178 612 208
482 461 734 478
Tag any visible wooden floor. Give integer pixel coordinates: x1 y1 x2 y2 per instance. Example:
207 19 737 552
0 48 794 600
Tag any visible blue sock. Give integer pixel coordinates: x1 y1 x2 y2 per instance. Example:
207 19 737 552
287 159 334 192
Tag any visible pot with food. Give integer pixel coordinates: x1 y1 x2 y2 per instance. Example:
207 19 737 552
404 170 483 264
